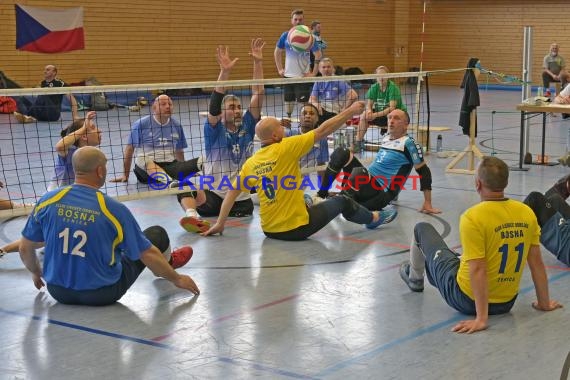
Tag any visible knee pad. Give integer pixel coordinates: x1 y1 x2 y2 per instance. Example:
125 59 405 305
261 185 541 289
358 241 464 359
524 192 555 227
523 191 545 212
329 147 351 171
347 167 371 190
143 225 170 252
177 191 198 203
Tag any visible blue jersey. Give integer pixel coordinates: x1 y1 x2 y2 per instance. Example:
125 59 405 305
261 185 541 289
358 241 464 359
368 135 424 192
21 185 152 290
541 212 570 265
49 145 77 189
286 127 329 168
203 110 257 200
310 80 351 114
128 115 187 164
277 31 320 78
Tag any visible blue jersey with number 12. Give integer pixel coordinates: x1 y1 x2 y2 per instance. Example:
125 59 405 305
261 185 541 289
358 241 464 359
22 185 151 290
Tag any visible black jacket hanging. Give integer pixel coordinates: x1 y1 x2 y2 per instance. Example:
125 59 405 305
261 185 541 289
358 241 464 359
459 58 480 136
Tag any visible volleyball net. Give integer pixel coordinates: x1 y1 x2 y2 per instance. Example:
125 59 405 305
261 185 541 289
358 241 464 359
0 69 429 217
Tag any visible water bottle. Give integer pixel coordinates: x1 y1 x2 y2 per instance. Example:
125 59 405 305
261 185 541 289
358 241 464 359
436 134 443 152
537 86 544 97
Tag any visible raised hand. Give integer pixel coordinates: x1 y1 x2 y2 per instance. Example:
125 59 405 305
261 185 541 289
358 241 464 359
349 101 365 116
217 46 239 71
84 110 97 130
249 38 266 62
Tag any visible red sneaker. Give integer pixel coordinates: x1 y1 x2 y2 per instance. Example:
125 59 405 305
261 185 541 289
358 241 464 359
169 246 193 269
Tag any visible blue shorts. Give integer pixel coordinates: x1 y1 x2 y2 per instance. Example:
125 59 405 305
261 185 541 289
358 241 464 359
415 222 516 315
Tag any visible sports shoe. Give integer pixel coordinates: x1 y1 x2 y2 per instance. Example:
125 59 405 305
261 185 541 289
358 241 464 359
365 208 398 229
399 260 424 292
169 246 193 269
180 215 211 233
13 112 36 124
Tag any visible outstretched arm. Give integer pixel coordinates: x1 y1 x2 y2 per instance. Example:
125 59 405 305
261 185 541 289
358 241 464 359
208 45 239 126
249 38 266 120
527 245 563 311
201 189 242 236
66 94 79 121
19 237 45 290
415 162 441 214
140 245 199 294
452 258 489 334
110 144 134 182
56 111 97 157
313 101 365 142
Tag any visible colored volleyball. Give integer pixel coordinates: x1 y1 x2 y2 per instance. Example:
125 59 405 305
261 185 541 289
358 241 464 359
287 25 314 53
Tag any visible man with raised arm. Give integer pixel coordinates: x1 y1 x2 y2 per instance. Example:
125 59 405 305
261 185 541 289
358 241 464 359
202 101 398 241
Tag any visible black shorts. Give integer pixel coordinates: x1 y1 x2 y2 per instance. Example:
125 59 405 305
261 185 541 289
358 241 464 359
283 81 312 103
197 190 253 217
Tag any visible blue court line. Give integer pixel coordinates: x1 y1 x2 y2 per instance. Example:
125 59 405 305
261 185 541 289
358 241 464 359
219 357 319 379
0 307 174 350
315 269 570 377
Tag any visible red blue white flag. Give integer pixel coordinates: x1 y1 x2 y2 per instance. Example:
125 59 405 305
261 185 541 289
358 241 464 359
15 5 85 53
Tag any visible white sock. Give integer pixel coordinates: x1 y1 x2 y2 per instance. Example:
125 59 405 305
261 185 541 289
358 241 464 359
162 244 172 263
185 208 199 218
409 236 425 280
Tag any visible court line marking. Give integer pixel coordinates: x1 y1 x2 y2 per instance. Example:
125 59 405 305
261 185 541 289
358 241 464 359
314 270 570 377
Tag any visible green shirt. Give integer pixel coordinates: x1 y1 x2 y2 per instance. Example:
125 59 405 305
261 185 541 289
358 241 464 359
366 80 407 113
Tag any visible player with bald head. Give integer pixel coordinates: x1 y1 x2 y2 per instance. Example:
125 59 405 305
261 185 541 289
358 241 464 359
317 108 440 214
19 146 198 306
112 94 192 184
202 101 398 241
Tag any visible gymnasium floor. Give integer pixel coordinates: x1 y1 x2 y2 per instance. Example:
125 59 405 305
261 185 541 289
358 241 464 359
0 86 569 379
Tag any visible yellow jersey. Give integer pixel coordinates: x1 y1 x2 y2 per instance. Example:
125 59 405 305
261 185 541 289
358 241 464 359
236 131 316 233
457 199 540 303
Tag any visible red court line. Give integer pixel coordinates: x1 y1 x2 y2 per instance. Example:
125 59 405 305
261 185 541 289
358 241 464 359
546 265 570 271
151 294 299 342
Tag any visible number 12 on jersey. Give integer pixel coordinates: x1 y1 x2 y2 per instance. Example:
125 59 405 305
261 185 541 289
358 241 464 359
58 227 87 257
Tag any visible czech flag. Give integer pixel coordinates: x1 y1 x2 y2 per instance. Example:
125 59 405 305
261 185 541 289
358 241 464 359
16 5 85 53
